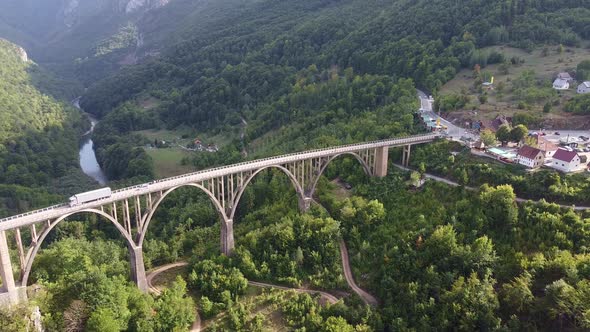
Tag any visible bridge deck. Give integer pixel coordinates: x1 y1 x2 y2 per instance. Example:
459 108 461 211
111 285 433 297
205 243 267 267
0 134 440 231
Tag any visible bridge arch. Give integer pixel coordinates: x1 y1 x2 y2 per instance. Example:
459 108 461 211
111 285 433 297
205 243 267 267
307 152 372 199
228 165 305 221
138 183 227 246
20 209 134 287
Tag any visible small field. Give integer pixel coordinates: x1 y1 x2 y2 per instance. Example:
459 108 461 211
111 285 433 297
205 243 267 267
329 178 353 200
136 128 236 178
145 148 194 178
136 128 234 148
440 45 590 129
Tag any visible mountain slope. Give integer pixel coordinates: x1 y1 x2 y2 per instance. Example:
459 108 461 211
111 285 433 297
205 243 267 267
0 39 75 141
0 0 172 84
0 39 93 216
80 0 590 157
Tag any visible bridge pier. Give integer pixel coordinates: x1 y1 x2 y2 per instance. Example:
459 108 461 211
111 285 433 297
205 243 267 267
374 146 389 177
129 245 148 293
221 219 235 256
402 145 412 167
0 230 19 305
299 196 312 212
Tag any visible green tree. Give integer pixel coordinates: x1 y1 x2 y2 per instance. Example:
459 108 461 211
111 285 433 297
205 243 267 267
479 184 518 230
0 305 29 332
86 308 120 332
154 276 196 332
480 129 497 147
577 60 590 81
501 272 534 314
441 272 500 331
510 124 528 142
495 125 512 145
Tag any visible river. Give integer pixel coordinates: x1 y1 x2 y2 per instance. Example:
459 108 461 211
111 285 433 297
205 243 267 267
73 98 108 185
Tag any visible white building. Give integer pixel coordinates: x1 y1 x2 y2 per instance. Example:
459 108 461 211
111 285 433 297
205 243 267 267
578 82 590 94
550 148 582 173
516 145 545 168
553 78 570 90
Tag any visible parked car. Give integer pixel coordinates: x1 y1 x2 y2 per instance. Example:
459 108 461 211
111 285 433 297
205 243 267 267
554 132 561 135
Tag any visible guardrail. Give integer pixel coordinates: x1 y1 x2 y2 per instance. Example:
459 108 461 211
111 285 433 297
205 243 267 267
1 133 441 224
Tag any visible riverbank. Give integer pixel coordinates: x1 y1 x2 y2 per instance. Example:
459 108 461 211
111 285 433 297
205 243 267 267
73 97 108 185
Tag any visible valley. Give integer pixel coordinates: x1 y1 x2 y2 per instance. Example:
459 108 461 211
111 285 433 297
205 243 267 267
1 0 590 331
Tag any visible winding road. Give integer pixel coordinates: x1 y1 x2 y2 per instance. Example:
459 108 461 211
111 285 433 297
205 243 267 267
145 255 361 331
339 240 379 306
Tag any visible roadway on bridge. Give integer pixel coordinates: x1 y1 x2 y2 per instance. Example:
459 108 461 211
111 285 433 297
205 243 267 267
0 134 440 232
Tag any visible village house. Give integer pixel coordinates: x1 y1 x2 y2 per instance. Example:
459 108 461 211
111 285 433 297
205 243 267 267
557 72 574 82
476 114 511 132
553 78 570 90
532 134 559 158
516 145 545 168
550 148 583 173
578 81 590 94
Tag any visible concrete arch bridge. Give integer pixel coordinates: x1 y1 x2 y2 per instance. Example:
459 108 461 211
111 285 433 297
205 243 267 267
0 133 440 305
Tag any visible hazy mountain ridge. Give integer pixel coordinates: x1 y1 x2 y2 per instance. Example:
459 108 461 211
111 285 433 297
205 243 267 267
0 0 176 84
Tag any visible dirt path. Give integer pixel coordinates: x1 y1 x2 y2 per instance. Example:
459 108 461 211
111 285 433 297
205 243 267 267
146 261 340 331
393 163 590 210
339 240 379 306
309 197 379 306
248 280 338 304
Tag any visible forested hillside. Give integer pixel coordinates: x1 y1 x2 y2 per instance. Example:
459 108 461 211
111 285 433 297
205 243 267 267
0 39 93 217
2 0 590 331
77 0 590 175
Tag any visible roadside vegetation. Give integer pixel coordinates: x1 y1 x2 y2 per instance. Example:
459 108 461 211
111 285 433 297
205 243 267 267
410 140 590 205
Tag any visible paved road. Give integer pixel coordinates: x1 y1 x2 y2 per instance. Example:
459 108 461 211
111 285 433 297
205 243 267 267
393 164 590 210
417 90 478 142
0 133 440 232
339 240 379 306
531 130 590 146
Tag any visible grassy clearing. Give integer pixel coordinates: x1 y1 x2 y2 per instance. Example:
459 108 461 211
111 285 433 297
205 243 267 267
150 265 190 290
440 45 590 128
329 179 352 200
145 148 194 178
137 95 160 110
201 287 292 331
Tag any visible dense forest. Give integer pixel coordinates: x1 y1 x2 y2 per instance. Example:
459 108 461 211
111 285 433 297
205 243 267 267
78 0 590 173
0 39 96 218
1 0 590 330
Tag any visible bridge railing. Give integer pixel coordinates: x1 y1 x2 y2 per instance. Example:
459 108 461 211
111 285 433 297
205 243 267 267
114 133 440 193
0 133 441 223
0 203 69 223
